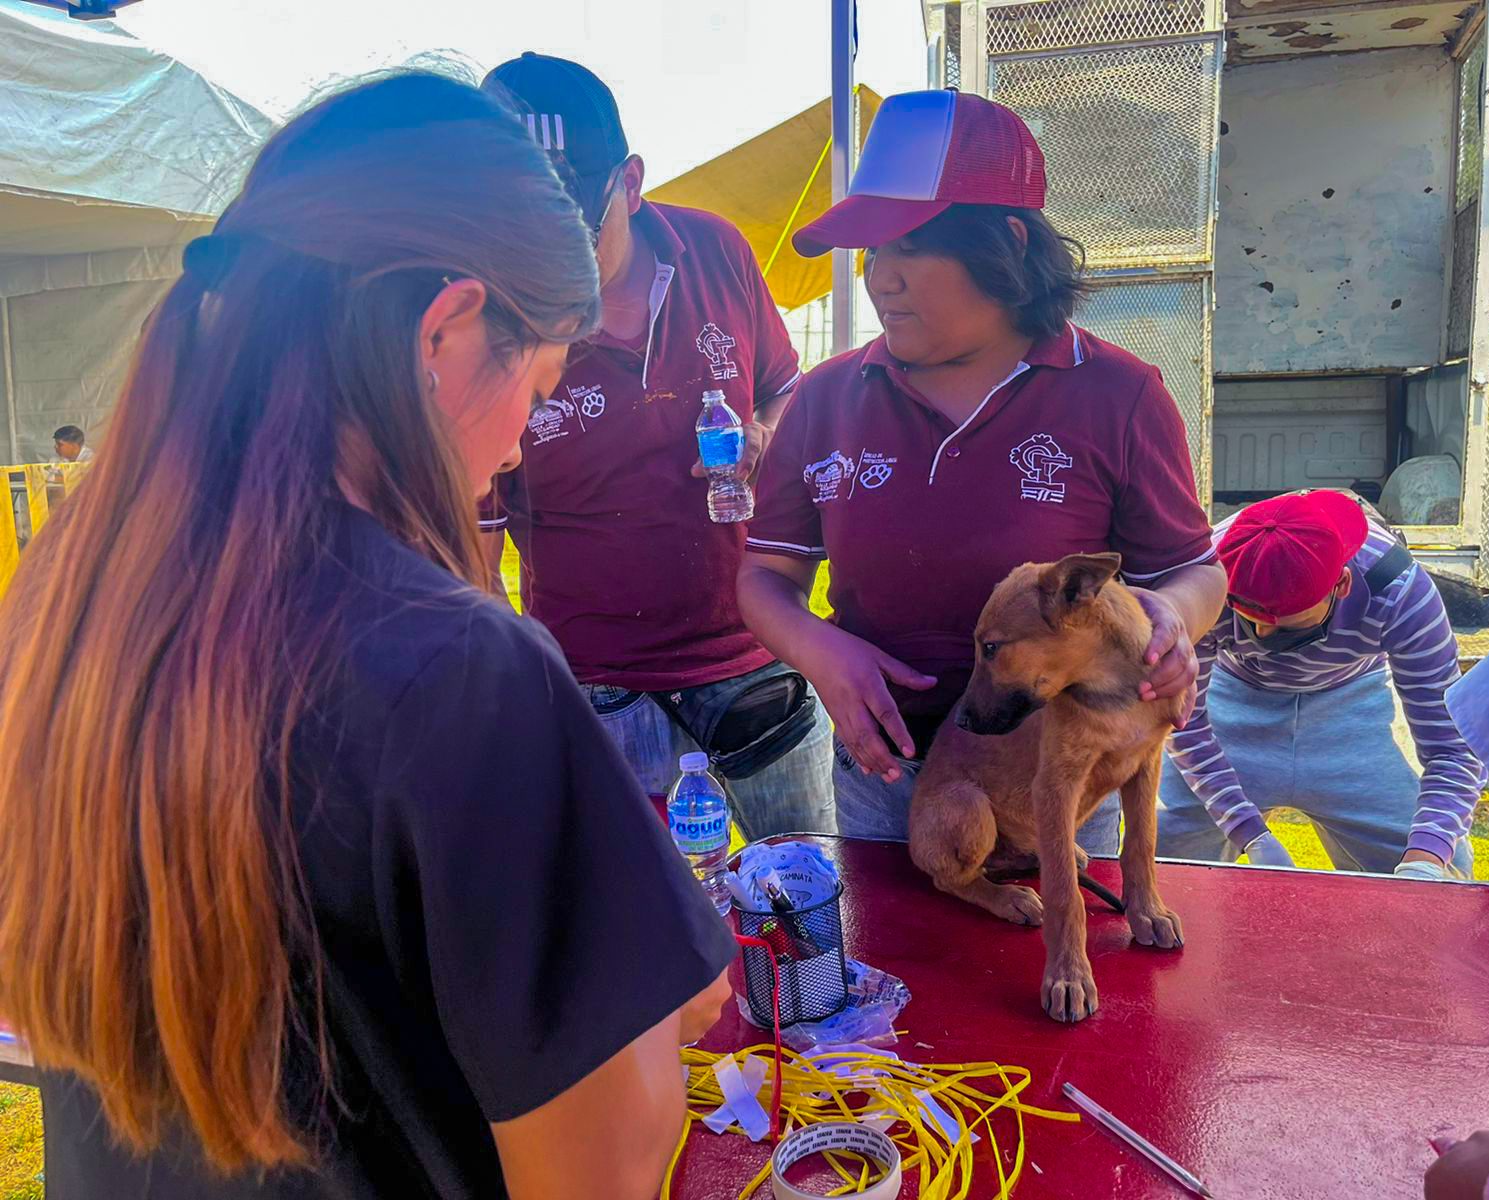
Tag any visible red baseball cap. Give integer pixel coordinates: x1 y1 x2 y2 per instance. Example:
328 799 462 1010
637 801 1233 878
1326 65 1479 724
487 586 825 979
793 89 1046 258
1218 491 1370 622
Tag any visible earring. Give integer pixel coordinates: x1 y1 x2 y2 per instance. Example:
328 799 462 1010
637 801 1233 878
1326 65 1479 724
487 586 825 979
426 369 440 394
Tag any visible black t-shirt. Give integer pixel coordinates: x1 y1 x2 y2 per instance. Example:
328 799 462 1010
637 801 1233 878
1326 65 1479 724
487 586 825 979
40 504 736 1199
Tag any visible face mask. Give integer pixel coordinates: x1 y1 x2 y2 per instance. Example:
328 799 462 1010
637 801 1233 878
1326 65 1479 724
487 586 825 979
1235 596 1336 654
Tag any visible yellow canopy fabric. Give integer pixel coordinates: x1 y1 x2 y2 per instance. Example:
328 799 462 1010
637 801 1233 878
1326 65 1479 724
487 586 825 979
646 87 882 313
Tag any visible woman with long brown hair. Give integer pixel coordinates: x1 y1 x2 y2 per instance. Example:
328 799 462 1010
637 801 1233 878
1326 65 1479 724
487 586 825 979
0 73 732 1198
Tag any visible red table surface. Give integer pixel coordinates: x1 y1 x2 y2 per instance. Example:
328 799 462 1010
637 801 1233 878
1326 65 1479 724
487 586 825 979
678 837 1489 1199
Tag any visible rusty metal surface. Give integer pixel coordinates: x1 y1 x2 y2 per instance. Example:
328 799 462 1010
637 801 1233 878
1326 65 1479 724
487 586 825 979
1214 47 1454 373
1227 0 1474 59
1227 0 1460 18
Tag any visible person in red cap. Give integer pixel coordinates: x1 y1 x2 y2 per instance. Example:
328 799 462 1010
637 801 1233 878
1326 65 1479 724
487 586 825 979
1160 489 1481 877
738 89 1226 845
477 54 834 840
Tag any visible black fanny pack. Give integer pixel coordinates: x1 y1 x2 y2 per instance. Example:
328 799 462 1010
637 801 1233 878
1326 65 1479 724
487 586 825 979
651 669 818 780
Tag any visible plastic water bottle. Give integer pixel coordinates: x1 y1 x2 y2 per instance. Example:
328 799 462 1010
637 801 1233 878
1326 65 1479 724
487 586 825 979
695 389 754 523
667 752 731 916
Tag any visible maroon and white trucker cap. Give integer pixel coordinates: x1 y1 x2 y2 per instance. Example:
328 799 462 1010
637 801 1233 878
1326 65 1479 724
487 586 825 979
793 89 1046 258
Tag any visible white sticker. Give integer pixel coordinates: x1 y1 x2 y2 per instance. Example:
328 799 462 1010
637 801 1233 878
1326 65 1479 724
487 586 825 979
706 1054 771 1142
916 1087 981 1146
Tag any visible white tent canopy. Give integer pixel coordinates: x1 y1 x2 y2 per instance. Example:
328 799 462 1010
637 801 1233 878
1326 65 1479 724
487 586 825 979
0 0 274 461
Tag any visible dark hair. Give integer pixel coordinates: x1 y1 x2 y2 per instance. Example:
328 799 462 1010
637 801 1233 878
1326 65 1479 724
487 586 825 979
905 204 1088 340
52 426 85 445
0 72 599 1174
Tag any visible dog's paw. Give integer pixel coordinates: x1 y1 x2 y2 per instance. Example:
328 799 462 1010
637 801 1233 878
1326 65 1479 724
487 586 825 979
1041 962 1099 1023
990 884 1043 927
1126 903 1184 950
1073 845 1090 872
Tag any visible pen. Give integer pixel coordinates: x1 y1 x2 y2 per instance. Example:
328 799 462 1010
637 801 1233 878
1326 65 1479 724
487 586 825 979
761 870 823 955
1063 1082 1215 1198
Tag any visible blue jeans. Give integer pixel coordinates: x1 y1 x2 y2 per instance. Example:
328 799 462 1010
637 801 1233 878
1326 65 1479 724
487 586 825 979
584 662 836 841
1158 667 1476 876
830 737 1121 854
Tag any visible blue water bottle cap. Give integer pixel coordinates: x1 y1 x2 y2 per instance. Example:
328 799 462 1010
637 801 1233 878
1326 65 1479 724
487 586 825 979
678 751 710 772
701 389 725 404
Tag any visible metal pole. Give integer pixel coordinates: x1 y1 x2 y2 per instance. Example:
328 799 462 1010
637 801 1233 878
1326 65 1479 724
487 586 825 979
0 297 18 463
1469 40 1489 581
830 0 856 354
961 1 987 97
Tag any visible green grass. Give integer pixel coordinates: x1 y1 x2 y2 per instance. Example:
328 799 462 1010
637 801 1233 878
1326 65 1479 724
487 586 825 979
0 1083 43 1200
498 543 835 616
1260 802 1489 879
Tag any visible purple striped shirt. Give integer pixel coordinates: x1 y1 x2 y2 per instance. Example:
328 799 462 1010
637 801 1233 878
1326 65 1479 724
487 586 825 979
1169 519 1484 861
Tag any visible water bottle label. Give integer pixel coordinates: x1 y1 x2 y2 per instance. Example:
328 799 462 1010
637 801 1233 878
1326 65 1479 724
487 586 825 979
697 427 744 470
670 809 729 854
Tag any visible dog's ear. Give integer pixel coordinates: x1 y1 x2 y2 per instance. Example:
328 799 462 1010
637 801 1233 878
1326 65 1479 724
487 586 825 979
1038 552 1123 624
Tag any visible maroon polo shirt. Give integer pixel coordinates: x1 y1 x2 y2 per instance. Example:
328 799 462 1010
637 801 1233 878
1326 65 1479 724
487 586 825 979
747 324 1215 724
489 201 801 691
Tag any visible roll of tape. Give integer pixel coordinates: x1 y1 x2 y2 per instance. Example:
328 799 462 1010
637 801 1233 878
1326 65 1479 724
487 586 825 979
770 1121 903 1199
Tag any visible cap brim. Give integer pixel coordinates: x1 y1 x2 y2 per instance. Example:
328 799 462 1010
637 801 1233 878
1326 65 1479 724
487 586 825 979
571 168 616 227
792 195 952 258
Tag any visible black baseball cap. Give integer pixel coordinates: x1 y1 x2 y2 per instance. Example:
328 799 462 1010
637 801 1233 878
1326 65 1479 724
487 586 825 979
483 52 630 226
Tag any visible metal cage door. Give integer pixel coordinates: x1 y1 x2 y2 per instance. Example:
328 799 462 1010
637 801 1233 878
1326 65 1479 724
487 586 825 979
972 0 1224 504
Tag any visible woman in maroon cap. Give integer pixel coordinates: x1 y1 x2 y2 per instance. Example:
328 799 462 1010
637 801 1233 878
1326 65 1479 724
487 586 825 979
739 90 1226 842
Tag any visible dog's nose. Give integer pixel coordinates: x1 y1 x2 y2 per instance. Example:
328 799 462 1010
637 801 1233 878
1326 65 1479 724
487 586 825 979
955 711 971 730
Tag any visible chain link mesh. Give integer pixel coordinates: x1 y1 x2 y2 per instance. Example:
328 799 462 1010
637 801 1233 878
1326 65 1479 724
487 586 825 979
990 40 1220 267
945 7 963 90
986 0 1216 56
1075 277 1212 502
1457 35 1485 214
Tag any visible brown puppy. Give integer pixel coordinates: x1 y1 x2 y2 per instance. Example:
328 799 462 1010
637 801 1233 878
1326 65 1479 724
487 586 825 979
909 552 1186 1023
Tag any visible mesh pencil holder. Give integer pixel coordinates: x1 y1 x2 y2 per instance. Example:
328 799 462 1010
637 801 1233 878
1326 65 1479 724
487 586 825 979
734 883 849 1027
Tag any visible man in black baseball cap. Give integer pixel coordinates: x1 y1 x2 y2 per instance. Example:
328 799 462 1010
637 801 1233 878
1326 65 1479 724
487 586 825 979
479 54 835 840
483 52 629 243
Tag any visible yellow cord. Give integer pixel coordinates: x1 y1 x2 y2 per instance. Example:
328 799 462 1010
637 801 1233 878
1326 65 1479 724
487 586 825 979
659 1114 693 1200
761 134 832 281
663 1045 1080 1199
760 82 869 280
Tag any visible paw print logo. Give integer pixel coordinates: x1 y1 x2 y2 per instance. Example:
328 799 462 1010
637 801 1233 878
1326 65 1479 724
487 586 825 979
568 385 607 421
859 461 894 490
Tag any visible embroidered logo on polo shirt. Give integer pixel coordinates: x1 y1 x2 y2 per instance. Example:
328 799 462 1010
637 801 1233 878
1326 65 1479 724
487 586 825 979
696 322 740 381
804 451 856 504
568 384 607 420
528 396 578 446
1010 433 1074 504
858 452 896 490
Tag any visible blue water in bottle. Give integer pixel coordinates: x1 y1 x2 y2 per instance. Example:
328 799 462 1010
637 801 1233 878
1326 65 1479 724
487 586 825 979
695 389 754 523
667 752 731 915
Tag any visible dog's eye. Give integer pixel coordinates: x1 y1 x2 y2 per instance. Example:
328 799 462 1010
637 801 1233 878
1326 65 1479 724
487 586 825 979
981 641 998 660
